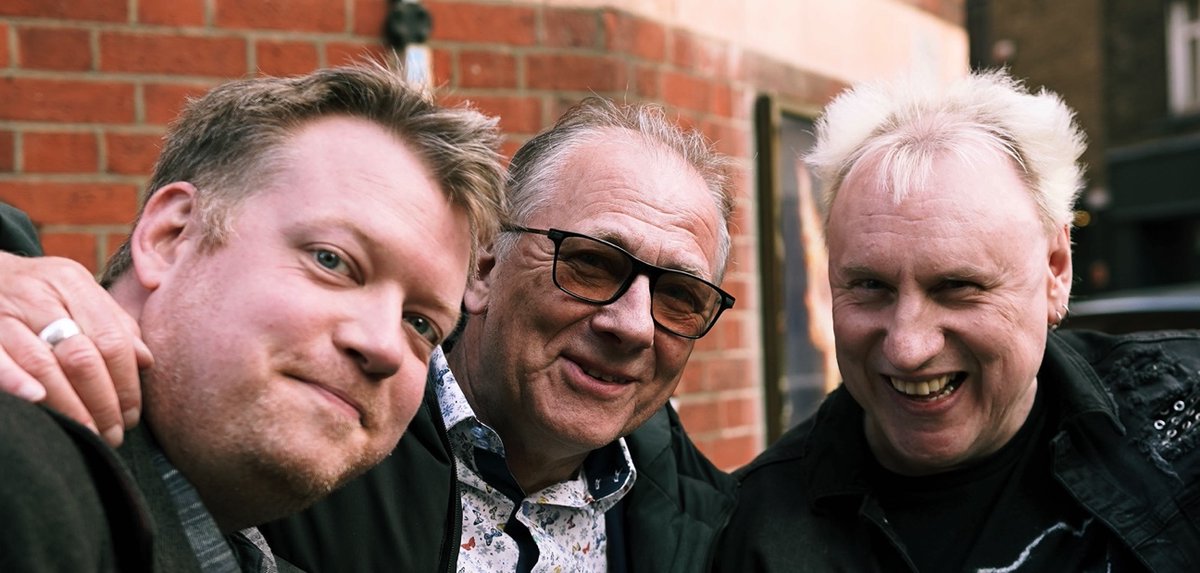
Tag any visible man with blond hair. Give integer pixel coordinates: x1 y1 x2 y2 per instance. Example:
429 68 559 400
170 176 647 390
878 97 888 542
0 63 505 571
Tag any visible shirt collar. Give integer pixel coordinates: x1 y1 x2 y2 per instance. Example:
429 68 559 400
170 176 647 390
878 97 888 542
429 346 637 503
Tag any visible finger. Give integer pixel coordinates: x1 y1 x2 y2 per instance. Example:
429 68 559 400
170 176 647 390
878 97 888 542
0 255 139 438
37 257 146 431
53 334 125 446
0 315 61 403
2 325 101 437
0 344 48 403
134 337 154 369
84 308 146 430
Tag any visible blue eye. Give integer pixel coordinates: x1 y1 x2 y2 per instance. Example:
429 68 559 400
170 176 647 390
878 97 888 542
405 315 441 346
311 248 355 279
314 250 342 269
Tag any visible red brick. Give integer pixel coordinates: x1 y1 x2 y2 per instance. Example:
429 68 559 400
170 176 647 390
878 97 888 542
325 42 387 68
255 39 320 76
105 232 129 260
635 65 660 99
353 0 389 36
443 95 542 135
719 396 758 428
710 82 733 118
432 47 453 88
215 0 345 33
40 232 99 273
0 182 138 224
677 399 721 434
701 120 749 160
105 132 162 175
527 54 626 92
663 71 711 114
0 131 12 172
426 1 536 46
671 30 727 77
457 50 516 89
544 8 600 49
603 10 666 61
144 82 214 125
675 364 704 395
24 131 99 174
0 23 10 68
0 77 134 123
705 357 756 392
100 32 246 77
139 0 205 26
703 434 758 470
18 26 92 71
702 314 746 353
0 0 126 22
729 86 751 120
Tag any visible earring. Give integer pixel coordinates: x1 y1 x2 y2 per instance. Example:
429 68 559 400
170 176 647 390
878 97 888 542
1050 303 1069 331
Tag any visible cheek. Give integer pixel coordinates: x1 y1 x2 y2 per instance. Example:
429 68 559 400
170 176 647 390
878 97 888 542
831 309 875 356
387 360 430 419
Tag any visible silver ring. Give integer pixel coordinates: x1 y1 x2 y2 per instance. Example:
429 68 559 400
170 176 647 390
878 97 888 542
38 317 83 347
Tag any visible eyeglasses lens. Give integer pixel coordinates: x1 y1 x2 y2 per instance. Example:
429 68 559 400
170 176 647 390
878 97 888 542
554 235 720 337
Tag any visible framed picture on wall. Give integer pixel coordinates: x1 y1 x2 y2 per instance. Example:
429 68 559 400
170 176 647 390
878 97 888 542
754 95 840 443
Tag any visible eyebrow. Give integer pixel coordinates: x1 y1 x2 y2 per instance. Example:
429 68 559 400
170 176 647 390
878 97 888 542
836 263 992 283
590 230 711 278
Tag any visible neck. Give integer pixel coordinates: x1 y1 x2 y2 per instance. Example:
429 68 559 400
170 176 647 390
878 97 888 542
446 324 590 494
107 275 149 321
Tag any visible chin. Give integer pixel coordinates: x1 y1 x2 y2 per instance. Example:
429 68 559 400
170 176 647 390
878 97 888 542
252 444 376 505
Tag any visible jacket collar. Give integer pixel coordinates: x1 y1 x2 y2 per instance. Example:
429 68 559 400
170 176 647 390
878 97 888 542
1041 331 1124 433
804 331 1124 510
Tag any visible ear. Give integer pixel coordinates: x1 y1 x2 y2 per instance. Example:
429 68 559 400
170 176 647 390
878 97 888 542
463 241 497 315
1046 224 1073 325
129 182 200 291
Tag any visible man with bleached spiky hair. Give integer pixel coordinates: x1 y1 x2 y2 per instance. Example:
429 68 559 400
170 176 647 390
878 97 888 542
715 70 1200 571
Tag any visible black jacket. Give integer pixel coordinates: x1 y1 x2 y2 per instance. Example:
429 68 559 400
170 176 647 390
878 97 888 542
0 392 156 571
261 372 738 572
714 330 1200 572
0 201 43 257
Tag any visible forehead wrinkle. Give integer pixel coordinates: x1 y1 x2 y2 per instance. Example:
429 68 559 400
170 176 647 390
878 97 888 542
589 224 712 278
535 137 722 279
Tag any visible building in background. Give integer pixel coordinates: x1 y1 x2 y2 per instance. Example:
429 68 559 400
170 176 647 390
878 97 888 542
0 0 966 466
970 0 1200 300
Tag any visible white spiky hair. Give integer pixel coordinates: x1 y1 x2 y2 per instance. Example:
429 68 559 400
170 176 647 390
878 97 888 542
807 69 1087 233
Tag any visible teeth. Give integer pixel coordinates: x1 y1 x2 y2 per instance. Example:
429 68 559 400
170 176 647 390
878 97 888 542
890 374 955 397
585 368 625 384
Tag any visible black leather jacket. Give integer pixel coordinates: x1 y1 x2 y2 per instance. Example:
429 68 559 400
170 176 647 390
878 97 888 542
715 330 1200 572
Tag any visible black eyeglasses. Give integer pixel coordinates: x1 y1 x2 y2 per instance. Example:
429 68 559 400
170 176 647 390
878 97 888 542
506 226 735 339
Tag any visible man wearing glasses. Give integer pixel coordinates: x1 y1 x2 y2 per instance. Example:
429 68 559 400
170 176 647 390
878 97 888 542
0 97 739 572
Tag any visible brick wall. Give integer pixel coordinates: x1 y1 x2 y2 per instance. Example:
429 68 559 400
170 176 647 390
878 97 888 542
0 0 854 469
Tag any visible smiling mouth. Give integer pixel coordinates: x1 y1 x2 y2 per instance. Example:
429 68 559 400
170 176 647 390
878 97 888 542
291 375 366 424
582 367 633 385
888 373 965 402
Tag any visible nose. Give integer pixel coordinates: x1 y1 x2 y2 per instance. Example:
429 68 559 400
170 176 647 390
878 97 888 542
590 274 656 350
333 292 406 380
881 293 944 372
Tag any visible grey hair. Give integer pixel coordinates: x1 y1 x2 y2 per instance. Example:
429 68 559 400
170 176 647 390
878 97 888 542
101 61 506 286
807 69 1086 234
497 97 735 281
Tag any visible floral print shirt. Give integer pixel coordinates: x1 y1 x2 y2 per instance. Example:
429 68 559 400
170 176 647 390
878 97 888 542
430 348 636 572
